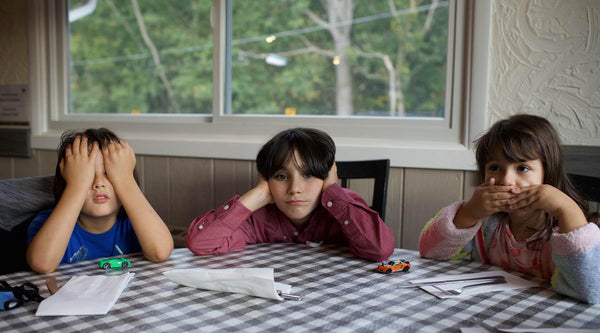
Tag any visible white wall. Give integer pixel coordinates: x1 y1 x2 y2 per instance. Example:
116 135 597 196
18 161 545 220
489 0 600 145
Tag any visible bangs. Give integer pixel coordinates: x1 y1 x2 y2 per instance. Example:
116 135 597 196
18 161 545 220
496 135 542 163
260 140 328 179
478 118 544 165
269 145 297 174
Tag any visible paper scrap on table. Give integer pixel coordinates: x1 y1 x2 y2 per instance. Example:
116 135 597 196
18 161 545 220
412 270 538 299
36 272 134 316
163 267 292 301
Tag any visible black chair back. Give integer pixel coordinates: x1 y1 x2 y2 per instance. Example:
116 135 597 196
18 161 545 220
0 175 54 274
568 173 600 203
336 159 390 220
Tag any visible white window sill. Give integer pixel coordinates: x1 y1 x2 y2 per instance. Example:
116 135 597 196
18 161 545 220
32 131 476 170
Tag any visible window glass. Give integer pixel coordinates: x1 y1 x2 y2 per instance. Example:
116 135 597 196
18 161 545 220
68 0 213 114
67 0 448 118
229 0 448 117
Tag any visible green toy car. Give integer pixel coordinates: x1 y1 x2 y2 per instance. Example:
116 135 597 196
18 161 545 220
99 258 131 270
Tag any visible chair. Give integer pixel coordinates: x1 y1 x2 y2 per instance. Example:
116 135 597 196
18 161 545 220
336 159 390 220
568 173 600 203
0 175 55 274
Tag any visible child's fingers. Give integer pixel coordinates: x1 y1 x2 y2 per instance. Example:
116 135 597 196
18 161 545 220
104 140 128 155
69 136 81 156
88 141 99 159
507 190 541 210
479 181 514 193
322 163 338 191
78 136 89 156
102 140 118 158
64 143 73 158
486 190 516 200
511 185 539 193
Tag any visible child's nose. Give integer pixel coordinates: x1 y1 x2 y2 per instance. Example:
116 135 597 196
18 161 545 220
288 177 302 193
497 170 515 186
92 175 107 189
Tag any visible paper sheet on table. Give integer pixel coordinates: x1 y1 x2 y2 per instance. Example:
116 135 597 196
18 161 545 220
36 273 134 316
412 271 538 299
163 268 291 301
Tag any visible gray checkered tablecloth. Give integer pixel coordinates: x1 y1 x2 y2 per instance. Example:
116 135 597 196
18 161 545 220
1 243 599 332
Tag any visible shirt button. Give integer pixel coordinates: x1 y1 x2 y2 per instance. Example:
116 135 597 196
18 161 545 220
327 201 333 207
224 205 230 210
198 225 204 230
283 235 287 240
293 231 299 236
343 220 349 225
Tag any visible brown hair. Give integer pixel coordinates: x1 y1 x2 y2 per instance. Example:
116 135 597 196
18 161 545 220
256 128 335 180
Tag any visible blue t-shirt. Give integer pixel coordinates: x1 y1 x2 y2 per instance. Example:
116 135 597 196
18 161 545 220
27 209 142 264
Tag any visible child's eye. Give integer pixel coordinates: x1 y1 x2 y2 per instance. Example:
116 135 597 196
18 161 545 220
273 174 288 180
517 165 530 172
304 173 314 179
487 165 500 172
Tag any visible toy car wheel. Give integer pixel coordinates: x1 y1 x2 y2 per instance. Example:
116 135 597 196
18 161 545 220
386 268 392 274
403 266 409 272
103 263 111 270
122 261 129 267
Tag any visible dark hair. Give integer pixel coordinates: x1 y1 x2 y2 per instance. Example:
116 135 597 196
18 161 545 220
53 128 139 208
474 114 590 244
256 128 336 180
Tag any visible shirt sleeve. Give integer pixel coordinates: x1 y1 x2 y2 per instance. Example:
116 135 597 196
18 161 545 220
418 201 482 260
320 184 394 262
550 223 600 304
185 195 255 255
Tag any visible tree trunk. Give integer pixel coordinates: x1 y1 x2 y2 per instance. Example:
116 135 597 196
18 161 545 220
327 0 354 116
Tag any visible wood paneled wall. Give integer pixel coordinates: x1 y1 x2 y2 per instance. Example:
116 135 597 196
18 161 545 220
2 150 597 250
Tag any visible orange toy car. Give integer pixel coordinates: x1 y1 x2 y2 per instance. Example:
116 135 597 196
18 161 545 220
377 260 411 274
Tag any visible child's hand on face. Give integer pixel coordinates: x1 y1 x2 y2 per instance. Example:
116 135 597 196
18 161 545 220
455 178 516 228
322 162 339 192
240 174 273 212
255 174 274 204
102 140 136 185
507 184 581 219
60 136 98 191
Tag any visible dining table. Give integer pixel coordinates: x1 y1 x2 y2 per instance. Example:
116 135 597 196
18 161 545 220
1 243 599 332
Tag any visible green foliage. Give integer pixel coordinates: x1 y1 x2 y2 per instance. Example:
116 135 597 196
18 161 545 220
68 0 448 117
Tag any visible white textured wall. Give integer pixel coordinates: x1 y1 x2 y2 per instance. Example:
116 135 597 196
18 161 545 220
489 0 600 145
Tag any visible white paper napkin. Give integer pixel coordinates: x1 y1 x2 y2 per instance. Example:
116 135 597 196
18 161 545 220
163 267 292 301
36 272 135 316
411 271 538 299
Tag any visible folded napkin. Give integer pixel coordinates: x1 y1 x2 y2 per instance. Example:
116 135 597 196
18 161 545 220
412 271 537 299
36 273 134 316
163 268 291 301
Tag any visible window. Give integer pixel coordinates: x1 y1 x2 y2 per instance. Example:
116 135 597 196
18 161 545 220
68 0 213 115
228 0 449 118
67 0 449 118
28 0 491 170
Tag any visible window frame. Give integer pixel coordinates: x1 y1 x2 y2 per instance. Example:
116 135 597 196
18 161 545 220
27 0 491 170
